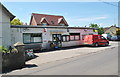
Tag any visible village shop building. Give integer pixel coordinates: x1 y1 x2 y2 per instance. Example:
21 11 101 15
10 13 97 50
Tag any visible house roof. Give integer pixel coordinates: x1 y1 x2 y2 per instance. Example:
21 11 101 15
30 13 69 26
103 27 110 32
1 3 15 21
103 26 120 32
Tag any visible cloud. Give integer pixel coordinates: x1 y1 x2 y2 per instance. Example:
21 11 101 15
66 15 109 27
77 16 108 22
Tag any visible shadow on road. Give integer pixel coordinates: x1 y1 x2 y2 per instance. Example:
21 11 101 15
2 64 38 74
25 64 38 68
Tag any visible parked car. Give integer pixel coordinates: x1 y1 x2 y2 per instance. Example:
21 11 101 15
117 35 120 41
111 35 118 41
84 34 109 47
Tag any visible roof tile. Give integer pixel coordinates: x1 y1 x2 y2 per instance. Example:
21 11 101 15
31 13 69 26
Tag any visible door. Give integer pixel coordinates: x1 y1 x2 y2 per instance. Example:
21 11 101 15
99 36 106 45
52 34 62 48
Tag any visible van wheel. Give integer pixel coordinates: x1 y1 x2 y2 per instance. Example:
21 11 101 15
94 43 98 47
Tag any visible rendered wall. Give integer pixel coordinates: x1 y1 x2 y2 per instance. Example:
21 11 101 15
11 27 96 49
0 4 2 46
0 3 2 74
62 28 95 47
1 6 11 48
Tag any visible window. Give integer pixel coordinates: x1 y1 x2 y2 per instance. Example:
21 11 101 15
23 34 31 43
82 34 86 40
70 33 80 41
75 35 80 40
42 23 47 26
23 33 42 44
62 35 70 42
59 24 65 26
70 35 75 41
31 34 42 43
52 34 62 42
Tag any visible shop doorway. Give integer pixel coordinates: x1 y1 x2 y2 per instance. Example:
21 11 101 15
52 34 62 48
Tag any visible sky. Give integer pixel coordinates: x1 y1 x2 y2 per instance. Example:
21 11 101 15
2 2 118 27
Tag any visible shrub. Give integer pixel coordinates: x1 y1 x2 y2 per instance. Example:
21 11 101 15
0 46 10 53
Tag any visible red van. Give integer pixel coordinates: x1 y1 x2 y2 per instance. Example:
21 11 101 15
83 35 109 46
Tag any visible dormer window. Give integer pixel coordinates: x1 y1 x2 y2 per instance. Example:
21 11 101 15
59 24 65 26
40 17 49 26
42 23 47 26
58 18 66 26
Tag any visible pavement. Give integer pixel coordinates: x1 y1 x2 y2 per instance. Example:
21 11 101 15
26 41 119 65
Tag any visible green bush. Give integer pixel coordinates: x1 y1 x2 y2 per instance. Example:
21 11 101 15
0 46 10 53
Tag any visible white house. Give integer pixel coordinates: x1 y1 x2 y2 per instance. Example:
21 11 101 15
0 3 15 48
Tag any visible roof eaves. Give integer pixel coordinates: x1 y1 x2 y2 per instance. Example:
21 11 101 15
1 3 15 21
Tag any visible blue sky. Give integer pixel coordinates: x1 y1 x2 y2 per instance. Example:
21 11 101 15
2 2 118 27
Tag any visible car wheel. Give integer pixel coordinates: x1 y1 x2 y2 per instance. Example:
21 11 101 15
94 43 98 47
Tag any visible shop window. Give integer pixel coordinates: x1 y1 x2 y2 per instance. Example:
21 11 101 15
23 34 31 43
31 34 42 43
75 35 80 40
23 33 42 44
52 34 62 42
82 34 86 40
62 35 70 42
70 33 80 41
70 35 75 41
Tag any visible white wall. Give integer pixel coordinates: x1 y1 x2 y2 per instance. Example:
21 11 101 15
11 28 23 46
0 4 2 46
0 4 12 48
11 27 68 49
62 28 95 47
11 27 96 49
2 9 11 48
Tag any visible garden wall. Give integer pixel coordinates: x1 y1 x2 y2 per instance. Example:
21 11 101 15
2 46 25 72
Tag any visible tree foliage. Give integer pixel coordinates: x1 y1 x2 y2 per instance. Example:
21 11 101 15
116 29 120 35
89 24 99 29
10 18 23 25
0 46 9 53
89 24 104 35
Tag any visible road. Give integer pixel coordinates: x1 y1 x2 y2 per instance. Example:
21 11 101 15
3 41 119 75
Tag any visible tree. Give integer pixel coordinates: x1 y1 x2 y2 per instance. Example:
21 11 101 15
97 27 104 35
10 18 23 25
89 24 104 35
116 28 120 35
89 24 99 29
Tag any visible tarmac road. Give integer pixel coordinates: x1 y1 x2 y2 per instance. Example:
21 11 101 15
3 41 119 75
